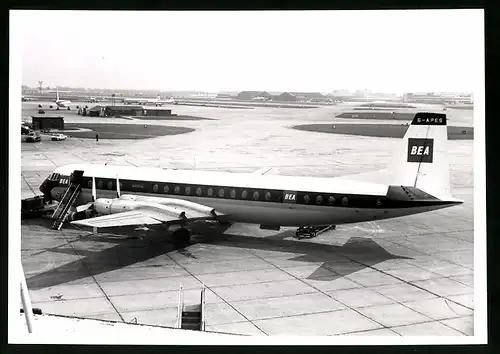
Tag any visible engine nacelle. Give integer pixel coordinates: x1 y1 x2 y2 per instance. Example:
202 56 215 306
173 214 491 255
94 199 139 215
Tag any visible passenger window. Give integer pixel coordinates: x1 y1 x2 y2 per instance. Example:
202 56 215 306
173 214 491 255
97 180 103 189
174 186 180 194
230 189 236 199
185 186 191 195
328 196 336 205
153 184 159 193
304 195 310 204
316 195 323 204
218 189 225 198
196 187 202 196
207 188 213 197
107 181 113 190
242 190 248 199
163 185 169 193
253 191 259 200
87 180 93 188
341 196 348 206
265 192 271 201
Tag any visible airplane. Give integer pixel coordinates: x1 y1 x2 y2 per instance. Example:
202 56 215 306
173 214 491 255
54 88 72 108
38 112 462 241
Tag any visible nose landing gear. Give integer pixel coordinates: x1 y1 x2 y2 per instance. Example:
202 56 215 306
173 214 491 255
294 225 336 240
172 227 191 244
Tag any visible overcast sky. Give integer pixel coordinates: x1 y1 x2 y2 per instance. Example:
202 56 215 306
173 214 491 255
15 9 483 93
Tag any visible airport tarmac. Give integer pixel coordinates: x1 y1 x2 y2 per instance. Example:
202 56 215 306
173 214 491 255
20 102 474 336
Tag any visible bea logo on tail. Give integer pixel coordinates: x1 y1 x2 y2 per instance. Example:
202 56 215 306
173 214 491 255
407 138 434 163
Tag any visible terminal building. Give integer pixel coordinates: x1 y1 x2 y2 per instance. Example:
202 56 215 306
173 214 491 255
402 92 473 104
233 91 330 103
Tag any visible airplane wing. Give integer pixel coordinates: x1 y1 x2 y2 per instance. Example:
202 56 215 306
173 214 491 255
71 204 225 228
253 167 273 175
71 210 166 228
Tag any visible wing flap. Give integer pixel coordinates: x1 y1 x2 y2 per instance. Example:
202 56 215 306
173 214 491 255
71 210 170 228
71 201 227 228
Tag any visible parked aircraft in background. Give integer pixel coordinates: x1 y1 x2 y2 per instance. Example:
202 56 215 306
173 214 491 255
123 96 176 106
54 88 72 108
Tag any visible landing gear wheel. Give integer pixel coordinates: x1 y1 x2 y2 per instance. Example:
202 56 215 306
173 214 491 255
295 226 317 240
218 220 232 226
173 228 191 244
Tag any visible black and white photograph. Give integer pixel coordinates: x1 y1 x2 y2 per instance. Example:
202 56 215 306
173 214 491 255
9 9 485 344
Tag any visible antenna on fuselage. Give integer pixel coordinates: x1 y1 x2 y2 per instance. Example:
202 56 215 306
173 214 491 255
92 176 96 202
116 174 121 198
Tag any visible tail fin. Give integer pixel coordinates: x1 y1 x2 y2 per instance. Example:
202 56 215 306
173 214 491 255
390 112 457 201
56 88 60 101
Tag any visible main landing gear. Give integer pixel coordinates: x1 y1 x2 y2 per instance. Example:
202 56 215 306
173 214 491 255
294 225 336 240
172 227 191 244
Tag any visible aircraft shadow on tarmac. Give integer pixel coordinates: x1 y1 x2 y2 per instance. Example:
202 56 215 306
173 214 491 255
24 220 411 290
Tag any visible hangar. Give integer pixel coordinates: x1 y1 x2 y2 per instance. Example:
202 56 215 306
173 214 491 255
142 107 173 117
102 105 173 117
234 91 328 103
31 116 64 131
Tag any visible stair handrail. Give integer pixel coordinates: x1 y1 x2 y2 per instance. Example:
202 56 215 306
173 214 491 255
51 185 73 219
52 185 82 230
177 282 183 329
59 185 80 215
200 283 206 331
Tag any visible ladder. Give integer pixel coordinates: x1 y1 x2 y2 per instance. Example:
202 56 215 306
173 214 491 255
177 283 206 331
51 170 84 230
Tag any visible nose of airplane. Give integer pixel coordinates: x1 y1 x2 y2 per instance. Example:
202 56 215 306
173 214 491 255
39 179 53 201
39 179 49 195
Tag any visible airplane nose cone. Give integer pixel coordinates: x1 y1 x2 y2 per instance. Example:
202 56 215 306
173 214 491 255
39 180 52 199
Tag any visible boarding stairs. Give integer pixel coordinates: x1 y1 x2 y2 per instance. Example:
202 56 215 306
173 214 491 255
177 283 206 331
51 170 84 230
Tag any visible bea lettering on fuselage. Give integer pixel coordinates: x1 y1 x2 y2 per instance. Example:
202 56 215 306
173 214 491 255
283 191 297 204
407 138 434 163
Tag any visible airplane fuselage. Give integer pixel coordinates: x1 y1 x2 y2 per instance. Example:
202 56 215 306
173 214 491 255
41 164 459 228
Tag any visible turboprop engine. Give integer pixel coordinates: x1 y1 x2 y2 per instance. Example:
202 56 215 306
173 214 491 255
93 198 139 215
